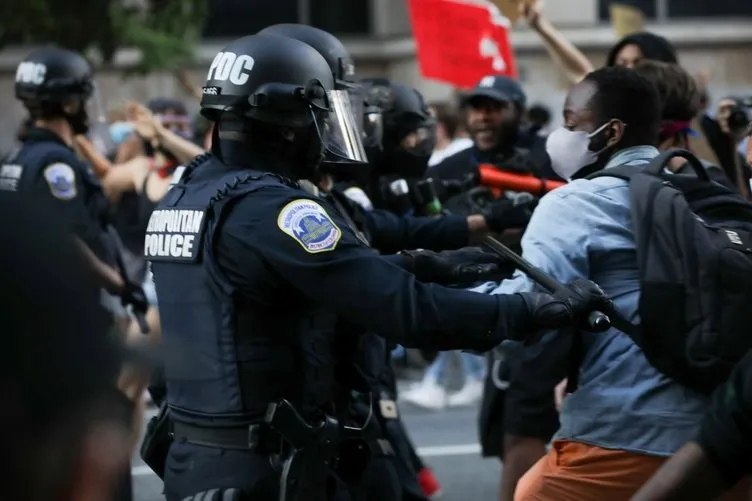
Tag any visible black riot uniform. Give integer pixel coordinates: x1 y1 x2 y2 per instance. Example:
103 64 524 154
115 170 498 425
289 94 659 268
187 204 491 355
3 48 148 322
3 49 111 262
146 33 613 501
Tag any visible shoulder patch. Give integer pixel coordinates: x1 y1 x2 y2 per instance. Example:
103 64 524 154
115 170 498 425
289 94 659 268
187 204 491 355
277 199 342 254
343 186 373 211
43 163 77 200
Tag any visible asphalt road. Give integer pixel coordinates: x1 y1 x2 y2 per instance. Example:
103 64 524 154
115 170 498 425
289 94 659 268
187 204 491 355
131 399 502 501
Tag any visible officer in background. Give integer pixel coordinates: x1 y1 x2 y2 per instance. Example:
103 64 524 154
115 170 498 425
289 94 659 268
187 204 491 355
147 33 612 501
3 47 148 327
357 77 437 214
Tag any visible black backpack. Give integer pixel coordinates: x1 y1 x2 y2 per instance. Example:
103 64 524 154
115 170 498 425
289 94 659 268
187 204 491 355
581 148 752 394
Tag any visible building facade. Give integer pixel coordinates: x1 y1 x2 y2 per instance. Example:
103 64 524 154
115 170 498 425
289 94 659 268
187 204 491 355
0 0 751 151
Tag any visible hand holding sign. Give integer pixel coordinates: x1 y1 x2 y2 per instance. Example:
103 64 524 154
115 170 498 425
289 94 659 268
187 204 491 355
492 0 536 25
408 0 518 88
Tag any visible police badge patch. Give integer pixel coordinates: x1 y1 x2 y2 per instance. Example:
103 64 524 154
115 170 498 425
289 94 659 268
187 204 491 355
277 199 342 253
43 163 77 200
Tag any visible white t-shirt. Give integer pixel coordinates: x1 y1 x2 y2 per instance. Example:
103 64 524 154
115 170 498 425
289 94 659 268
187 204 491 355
427 137 473 167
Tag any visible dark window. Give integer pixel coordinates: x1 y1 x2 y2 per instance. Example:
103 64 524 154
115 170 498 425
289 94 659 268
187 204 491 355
309 0 370 35
598 0 656 21
668 0 752 17
203 0 298 38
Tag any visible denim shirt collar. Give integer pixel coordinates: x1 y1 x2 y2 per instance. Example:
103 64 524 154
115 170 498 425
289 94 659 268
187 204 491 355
604 145 660 170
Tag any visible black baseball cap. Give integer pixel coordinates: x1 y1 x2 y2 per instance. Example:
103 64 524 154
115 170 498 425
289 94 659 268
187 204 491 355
462 74 527 109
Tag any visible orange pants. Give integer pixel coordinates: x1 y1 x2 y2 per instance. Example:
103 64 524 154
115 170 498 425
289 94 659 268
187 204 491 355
515 440 750 501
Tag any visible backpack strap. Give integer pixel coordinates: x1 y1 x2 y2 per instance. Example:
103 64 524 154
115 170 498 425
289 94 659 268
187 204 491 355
648 148 710 180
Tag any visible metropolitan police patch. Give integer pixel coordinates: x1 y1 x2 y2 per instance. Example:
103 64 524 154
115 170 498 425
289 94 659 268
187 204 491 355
42 163 77 200
277 199 342 253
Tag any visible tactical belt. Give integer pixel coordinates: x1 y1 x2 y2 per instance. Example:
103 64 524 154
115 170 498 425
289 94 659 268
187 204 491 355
172 421 394 457
172 421 282 453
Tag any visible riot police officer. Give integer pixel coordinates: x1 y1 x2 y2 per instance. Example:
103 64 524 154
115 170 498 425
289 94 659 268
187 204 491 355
358 77 438 215
4 48 148 318
147 33 613 501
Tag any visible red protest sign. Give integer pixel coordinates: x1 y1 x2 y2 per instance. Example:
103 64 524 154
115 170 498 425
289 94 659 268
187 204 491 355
408 0 518 88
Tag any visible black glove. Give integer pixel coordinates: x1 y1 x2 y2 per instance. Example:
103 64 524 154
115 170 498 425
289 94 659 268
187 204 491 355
517 278 614 338
121 282 149 314
483 196 539 233
182 488 243 501
400 247 514 286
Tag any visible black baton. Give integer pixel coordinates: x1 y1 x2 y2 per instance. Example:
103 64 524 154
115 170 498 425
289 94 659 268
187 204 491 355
481 236 611 331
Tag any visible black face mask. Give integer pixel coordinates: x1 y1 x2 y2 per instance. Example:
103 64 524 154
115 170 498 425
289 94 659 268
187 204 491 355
289 127 326 181
66 106 89 135
389 149 430 178
373 122 434 180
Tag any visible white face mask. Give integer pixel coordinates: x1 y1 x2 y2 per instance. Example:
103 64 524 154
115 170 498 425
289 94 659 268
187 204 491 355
545 123 610 180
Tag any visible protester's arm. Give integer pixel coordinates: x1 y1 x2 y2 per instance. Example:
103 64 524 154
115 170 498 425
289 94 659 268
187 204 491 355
153 121 206 164
521 0 594 86
127 101 205 164
74 136 113 179
99 156 151 203
629 443 727 501
631 351 752 501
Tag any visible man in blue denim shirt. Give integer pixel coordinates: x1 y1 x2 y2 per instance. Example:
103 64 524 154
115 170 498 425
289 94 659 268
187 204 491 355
491 67 724 501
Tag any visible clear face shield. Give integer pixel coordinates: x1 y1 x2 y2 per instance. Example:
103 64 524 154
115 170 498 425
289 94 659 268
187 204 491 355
317 89 369 164
341 84 383 151
363 107 384 150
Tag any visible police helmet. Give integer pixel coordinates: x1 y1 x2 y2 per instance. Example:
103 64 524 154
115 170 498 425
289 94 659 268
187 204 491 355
256 24 380 153
257 24 355 85
360 78 436 177
201 34 367 163
15 47 93 104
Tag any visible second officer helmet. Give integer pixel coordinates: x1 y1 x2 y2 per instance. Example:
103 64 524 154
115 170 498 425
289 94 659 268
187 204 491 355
360 78 436 178
257 24 355 85
14 47 94 134
200 34 367 164
257 24 381 156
